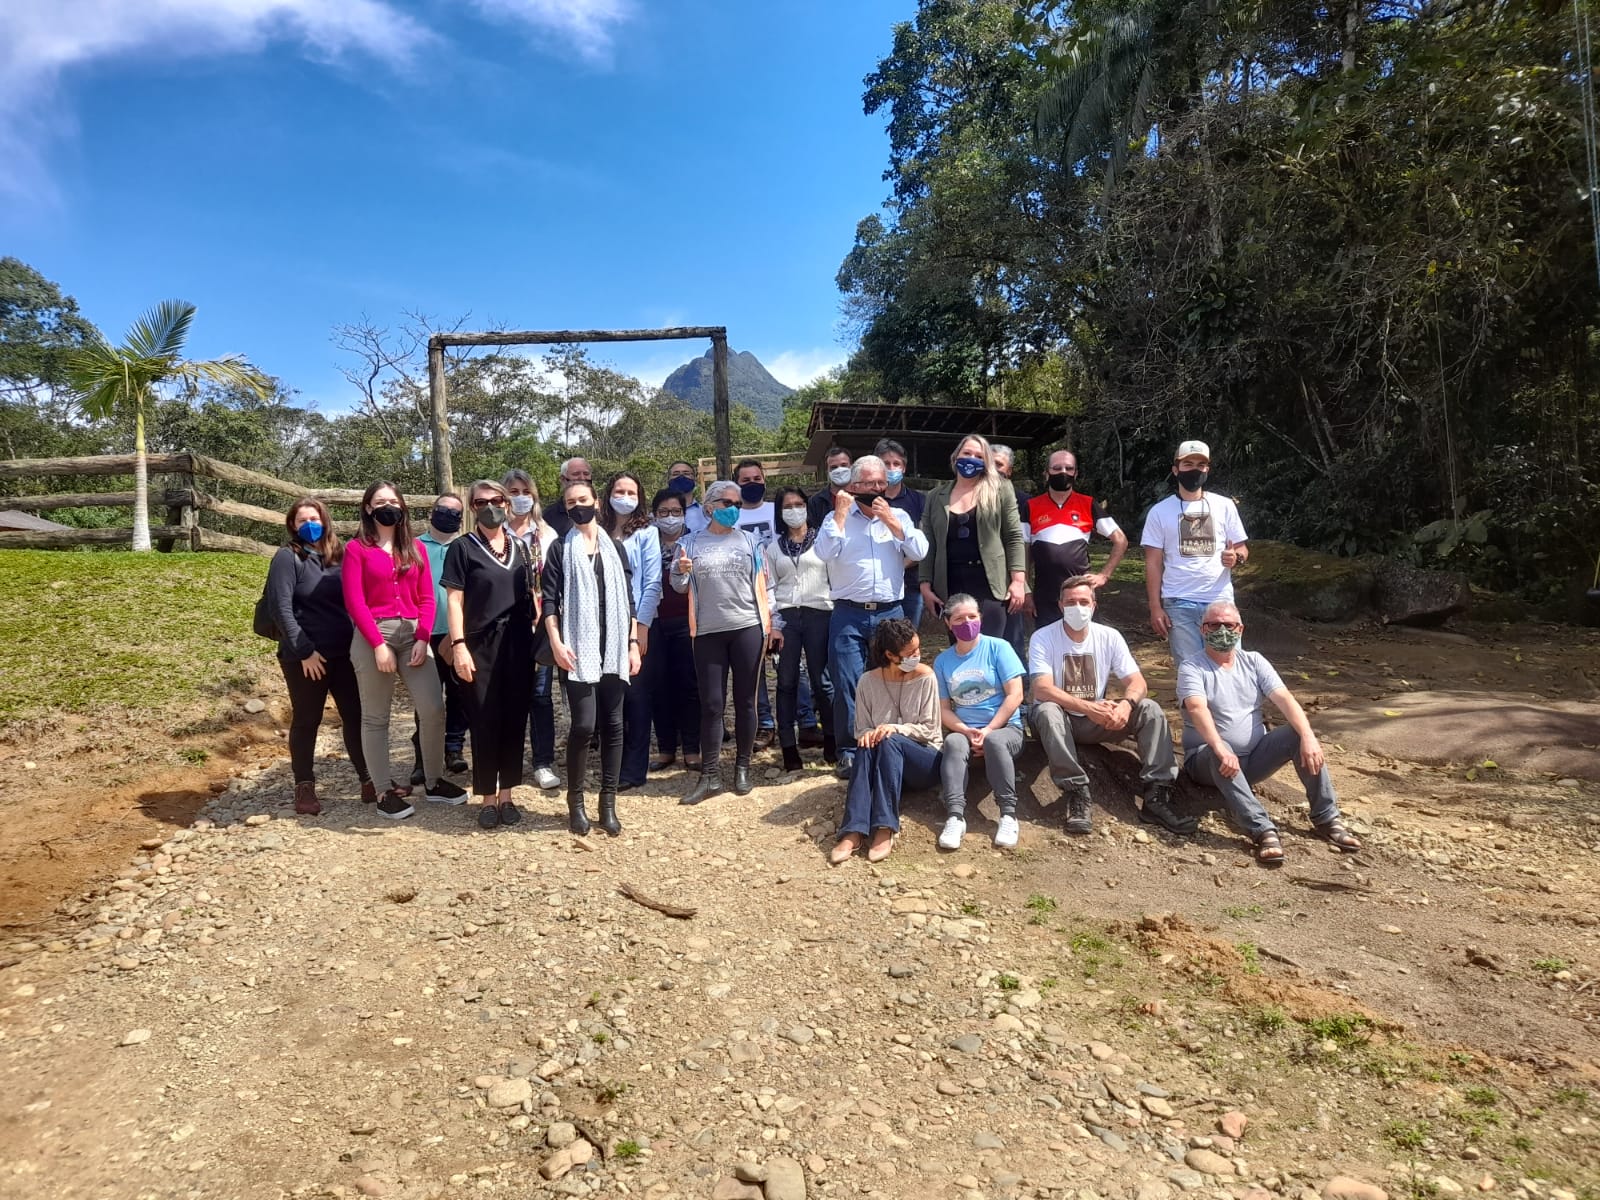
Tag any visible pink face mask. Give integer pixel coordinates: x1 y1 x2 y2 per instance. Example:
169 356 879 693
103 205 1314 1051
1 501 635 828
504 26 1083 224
949 618 982 643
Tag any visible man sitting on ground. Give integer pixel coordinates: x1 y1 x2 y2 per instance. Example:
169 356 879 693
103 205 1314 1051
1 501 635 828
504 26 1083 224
1178 601 1362 865
1029 576 1195 836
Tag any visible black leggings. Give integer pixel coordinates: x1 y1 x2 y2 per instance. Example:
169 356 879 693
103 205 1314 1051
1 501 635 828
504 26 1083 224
461 621 533 796
279 654 368 785
565 674 626 797
694 624 763 778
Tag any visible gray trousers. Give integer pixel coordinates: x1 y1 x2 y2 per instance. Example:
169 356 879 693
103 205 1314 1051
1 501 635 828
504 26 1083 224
940 726 1026 818
1184 725 1340 838
1031 699 1177 793
351 617 444 795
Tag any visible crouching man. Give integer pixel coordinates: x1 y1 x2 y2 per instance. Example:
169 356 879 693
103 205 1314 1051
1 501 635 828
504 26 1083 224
1178 601 1363 865
1029 576 1196 836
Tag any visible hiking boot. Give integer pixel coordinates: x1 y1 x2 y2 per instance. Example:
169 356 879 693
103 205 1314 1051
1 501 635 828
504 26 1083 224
680 773 725 807
781 745 804 773
376 790 414 820
567 794 591 836
293 781 321 816
360 780 378 805
597 793 622 837
1140 784 1199 836
1063 785 1093 836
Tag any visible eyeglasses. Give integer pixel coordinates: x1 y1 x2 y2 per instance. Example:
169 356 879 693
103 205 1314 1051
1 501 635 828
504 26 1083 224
1201 621 1242 631
470 497 506 509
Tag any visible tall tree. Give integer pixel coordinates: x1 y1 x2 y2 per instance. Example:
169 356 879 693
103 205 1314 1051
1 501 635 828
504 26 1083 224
66 301 271 551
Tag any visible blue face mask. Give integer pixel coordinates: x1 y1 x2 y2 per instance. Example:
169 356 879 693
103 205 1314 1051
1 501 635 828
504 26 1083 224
668 475 696 495
954 457 985 479
297 520 324 544
711 505 741 528
739 481 766 504
885 469 905 486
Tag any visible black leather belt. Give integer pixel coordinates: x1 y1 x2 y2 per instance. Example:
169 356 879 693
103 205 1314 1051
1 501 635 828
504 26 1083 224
837 599 901 611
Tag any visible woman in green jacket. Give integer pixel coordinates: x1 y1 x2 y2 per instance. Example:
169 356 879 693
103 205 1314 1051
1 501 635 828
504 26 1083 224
919 433 1027 638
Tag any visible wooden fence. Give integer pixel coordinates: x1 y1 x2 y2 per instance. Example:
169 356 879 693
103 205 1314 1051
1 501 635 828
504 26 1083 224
0 453 438 556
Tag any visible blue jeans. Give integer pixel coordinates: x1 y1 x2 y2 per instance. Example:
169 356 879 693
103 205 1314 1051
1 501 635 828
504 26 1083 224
529 664 556 770
1162 598 1209 670
1185 726 1341 839
647 617 700 758
901 586 924 634
828 601 903 757
778 607 833 748
839 734 941 836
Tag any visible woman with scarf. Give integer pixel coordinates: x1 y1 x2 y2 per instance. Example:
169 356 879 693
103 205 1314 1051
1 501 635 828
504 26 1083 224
602 471 663 791
770 485 835 772
917 433 1026 638
670 479 777 806
541 480 640 836
443 479 538 830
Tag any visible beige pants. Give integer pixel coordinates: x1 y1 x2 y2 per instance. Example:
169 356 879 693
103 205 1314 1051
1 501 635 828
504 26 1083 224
350 618 444 795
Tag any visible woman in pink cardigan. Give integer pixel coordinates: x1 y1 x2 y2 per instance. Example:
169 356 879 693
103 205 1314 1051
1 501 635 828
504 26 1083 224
342 481 466 819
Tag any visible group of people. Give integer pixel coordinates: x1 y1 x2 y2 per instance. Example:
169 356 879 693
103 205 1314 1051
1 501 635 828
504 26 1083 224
264 435 1360 868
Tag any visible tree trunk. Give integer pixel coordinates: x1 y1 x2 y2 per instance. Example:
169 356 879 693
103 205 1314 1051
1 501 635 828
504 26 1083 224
131 405 152 552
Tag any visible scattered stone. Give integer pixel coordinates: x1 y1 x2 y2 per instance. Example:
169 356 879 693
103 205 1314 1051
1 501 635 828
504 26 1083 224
486 1078 533 1109
888 963 916 979
953 864 977 879
1476 1177 1495 1192
243 698 267 714
733 1163 768 1183
1143 1096 1176 1118
763 1156 806 1200
1168 1170 1206 1191
546 1121 577 1148
713 1178 763 1200
1433 1178 1464 1196
974 1131 1005 1150
1219 1111 1248 1139
1185 1149 1236 1177
1088 1041 1115 1061
937 1079 964 1096
352 1176 386 1197
1138 1183 1176 1200
1322 1177 1388 1200
12 984 36 998
782 1025 815 1046
949 1034 983 1054
993 1013 1025 1033
243 814 271 827
805 1155 826 1177
1097 1129 1129 1153
119 1029 152 1047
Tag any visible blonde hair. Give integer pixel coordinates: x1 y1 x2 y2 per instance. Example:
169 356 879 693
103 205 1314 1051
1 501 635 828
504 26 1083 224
950 433 1001 512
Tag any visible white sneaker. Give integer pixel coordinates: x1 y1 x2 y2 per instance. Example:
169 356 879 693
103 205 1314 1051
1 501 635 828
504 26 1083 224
534 767 560 791
937 816 967 851
994 815 1020 849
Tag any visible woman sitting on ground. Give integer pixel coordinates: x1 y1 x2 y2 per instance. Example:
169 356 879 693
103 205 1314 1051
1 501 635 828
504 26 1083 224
267 498 373 815
831 617 940 864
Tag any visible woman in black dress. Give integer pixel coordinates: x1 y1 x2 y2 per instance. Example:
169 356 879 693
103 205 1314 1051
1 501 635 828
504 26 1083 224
443 478 538 830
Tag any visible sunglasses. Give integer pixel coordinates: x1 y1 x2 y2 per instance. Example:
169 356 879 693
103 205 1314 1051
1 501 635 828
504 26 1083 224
1202 621 1242 631
470 496 507 509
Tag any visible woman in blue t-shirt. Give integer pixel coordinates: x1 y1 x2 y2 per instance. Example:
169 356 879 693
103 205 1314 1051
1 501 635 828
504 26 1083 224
932 594 1027 851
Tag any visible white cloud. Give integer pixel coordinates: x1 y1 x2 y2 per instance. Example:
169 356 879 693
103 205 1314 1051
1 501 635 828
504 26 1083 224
765 348 846 390
466 0 632 62
0 0 431 201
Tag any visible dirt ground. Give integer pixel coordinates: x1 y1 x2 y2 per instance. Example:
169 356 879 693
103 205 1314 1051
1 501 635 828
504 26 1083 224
1 589 1597 1200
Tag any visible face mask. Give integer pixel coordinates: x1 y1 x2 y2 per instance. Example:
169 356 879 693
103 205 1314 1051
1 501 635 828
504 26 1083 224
739 481 766 504
430 507 462 534
1047 472 1076 493
949 618 982 643
610 495 638 516
896 653 921 672
1176 467 1209 491
668 475 696 495
828 466 852 487
477 504 508 529
296 520 324 544
854 490 884 513
1061 603 1093 631
655 514 685 536
509 494 535 516
371 505 402 528
782 507 807 529
885 469 904 486
567 504 597 526
711 504 741 528
953 457 985 479
1205 626 1242 651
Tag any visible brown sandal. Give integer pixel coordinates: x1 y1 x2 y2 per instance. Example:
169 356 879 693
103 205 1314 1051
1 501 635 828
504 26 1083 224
1254 829 1285 866
1315 820 1362 853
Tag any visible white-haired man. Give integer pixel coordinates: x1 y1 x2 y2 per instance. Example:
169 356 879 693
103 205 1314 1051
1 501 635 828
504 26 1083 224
1178 601 1362 865
545 457 593 538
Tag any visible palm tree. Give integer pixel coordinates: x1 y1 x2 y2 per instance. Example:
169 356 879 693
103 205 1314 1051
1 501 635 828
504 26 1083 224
66 300 270 551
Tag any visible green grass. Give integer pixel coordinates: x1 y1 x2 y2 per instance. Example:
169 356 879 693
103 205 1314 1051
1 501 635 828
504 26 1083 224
995 973 1020 991
1223 903 1264 919
613 1139 641 1160
1461 1085 1499 1108
1025 893 1058 913
1236 942 1262 975
1532 957 1569 974
1385 1119 1432 1151
1302 1014 1375 1047
1249 1006 1287 1034
0 549 274 724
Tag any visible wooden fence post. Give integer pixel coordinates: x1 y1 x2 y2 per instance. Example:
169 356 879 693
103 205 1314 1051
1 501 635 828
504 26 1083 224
156 452 196 553
711 333 732 480
428 340 453 496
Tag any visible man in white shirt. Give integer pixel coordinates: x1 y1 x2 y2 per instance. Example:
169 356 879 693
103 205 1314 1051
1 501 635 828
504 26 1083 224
815 454 930 777
1030 577 1194 837
1140 439 1248 668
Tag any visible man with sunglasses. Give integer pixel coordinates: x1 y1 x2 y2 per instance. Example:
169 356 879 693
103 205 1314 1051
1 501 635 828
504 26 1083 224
1141 440 1248 668
1025 448 1128 629
1178 602 1362 865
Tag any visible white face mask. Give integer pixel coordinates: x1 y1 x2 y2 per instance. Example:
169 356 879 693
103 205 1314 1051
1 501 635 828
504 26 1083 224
828 466 852 487
896 654 921 672
781 507 807 528
509 494 535 516
655 514 685 535
610 495 638 516
1062 603 1094 631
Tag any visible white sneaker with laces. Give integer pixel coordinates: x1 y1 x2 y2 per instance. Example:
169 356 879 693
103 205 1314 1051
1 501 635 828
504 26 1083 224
534 767 561 791
937 815 966 851
994 814 1020 848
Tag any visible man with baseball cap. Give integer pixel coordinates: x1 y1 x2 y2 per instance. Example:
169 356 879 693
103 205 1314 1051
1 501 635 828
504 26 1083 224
1140 440 1249 668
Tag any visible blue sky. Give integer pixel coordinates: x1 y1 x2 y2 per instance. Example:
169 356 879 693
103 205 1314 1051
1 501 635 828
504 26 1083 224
1 0 909 412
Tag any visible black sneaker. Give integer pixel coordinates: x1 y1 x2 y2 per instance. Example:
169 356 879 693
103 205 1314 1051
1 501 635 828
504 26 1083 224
446 749 468 775
1140 784 1199 836
425 778 468 805
1063 785 1093 836
377 790 414 820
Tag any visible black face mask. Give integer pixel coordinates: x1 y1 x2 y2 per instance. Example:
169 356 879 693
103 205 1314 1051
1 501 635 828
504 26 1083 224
431 506 462 533
853 490 885 513
739 481 766 505
567 503 597 526
371 505 403 527
477 505 507 529
1176 468 1209 492
1047 472 1076 493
